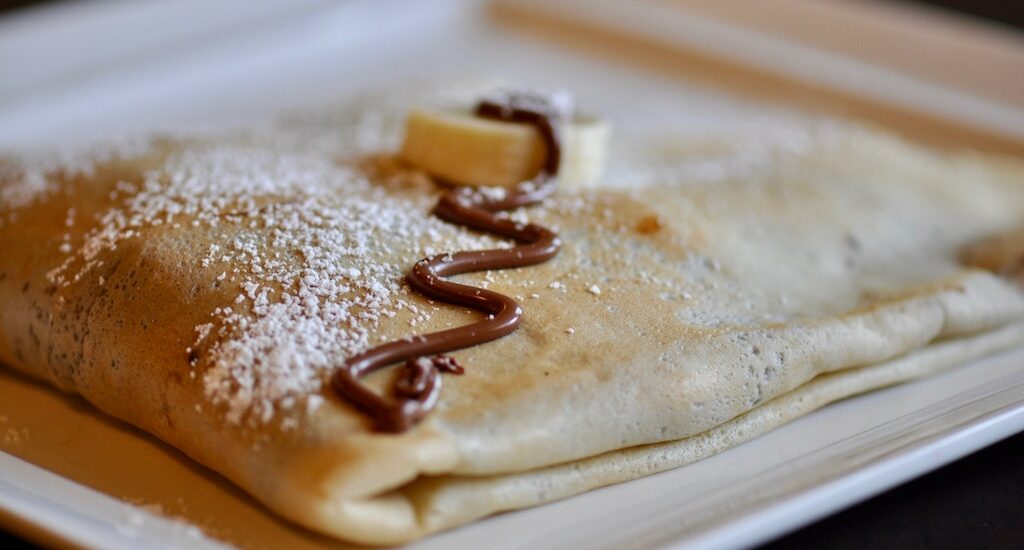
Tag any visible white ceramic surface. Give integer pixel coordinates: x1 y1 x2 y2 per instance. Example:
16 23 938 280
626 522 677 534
1 1 1022 548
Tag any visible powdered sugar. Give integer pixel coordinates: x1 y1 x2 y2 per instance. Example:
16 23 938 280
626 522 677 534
194 188 491 425
602 120 856 190
36 102 504 426
0 135 152 212
11 83 865 428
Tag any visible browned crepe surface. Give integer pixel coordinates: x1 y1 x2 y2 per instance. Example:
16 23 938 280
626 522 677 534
2 93 1024 544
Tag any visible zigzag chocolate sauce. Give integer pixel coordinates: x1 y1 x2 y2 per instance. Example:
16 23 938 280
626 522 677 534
332 93 566 432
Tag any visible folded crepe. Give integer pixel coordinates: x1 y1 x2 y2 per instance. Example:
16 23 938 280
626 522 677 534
2 89 1024 545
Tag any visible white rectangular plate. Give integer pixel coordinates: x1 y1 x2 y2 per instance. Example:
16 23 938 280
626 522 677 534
1 1 1022 548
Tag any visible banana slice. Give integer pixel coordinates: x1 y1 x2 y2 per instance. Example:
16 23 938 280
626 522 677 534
399 107 610 188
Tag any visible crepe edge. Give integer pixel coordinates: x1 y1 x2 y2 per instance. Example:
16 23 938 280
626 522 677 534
273 320 1024 545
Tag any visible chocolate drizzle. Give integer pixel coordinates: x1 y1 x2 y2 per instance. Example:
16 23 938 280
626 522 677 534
331 93 566 432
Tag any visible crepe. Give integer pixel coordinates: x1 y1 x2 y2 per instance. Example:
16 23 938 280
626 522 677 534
2 90 1024 545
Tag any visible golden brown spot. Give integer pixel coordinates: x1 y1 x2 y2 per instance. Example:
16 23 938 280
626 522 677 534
960 226 1024 283
635 215 664 235
352 153 434 190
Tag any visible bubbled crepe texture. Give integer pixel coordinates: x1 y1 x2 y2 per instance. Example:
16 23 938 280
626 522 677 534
2 94 1024 545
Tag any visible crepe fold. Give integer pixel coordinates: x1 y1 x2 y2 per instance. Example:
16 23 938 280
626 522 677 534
2 111 1024 544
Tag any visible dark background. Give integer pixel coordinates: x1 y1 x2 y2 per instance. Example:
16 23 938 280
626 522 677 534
904 0 1024 29
1 0 1022 548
